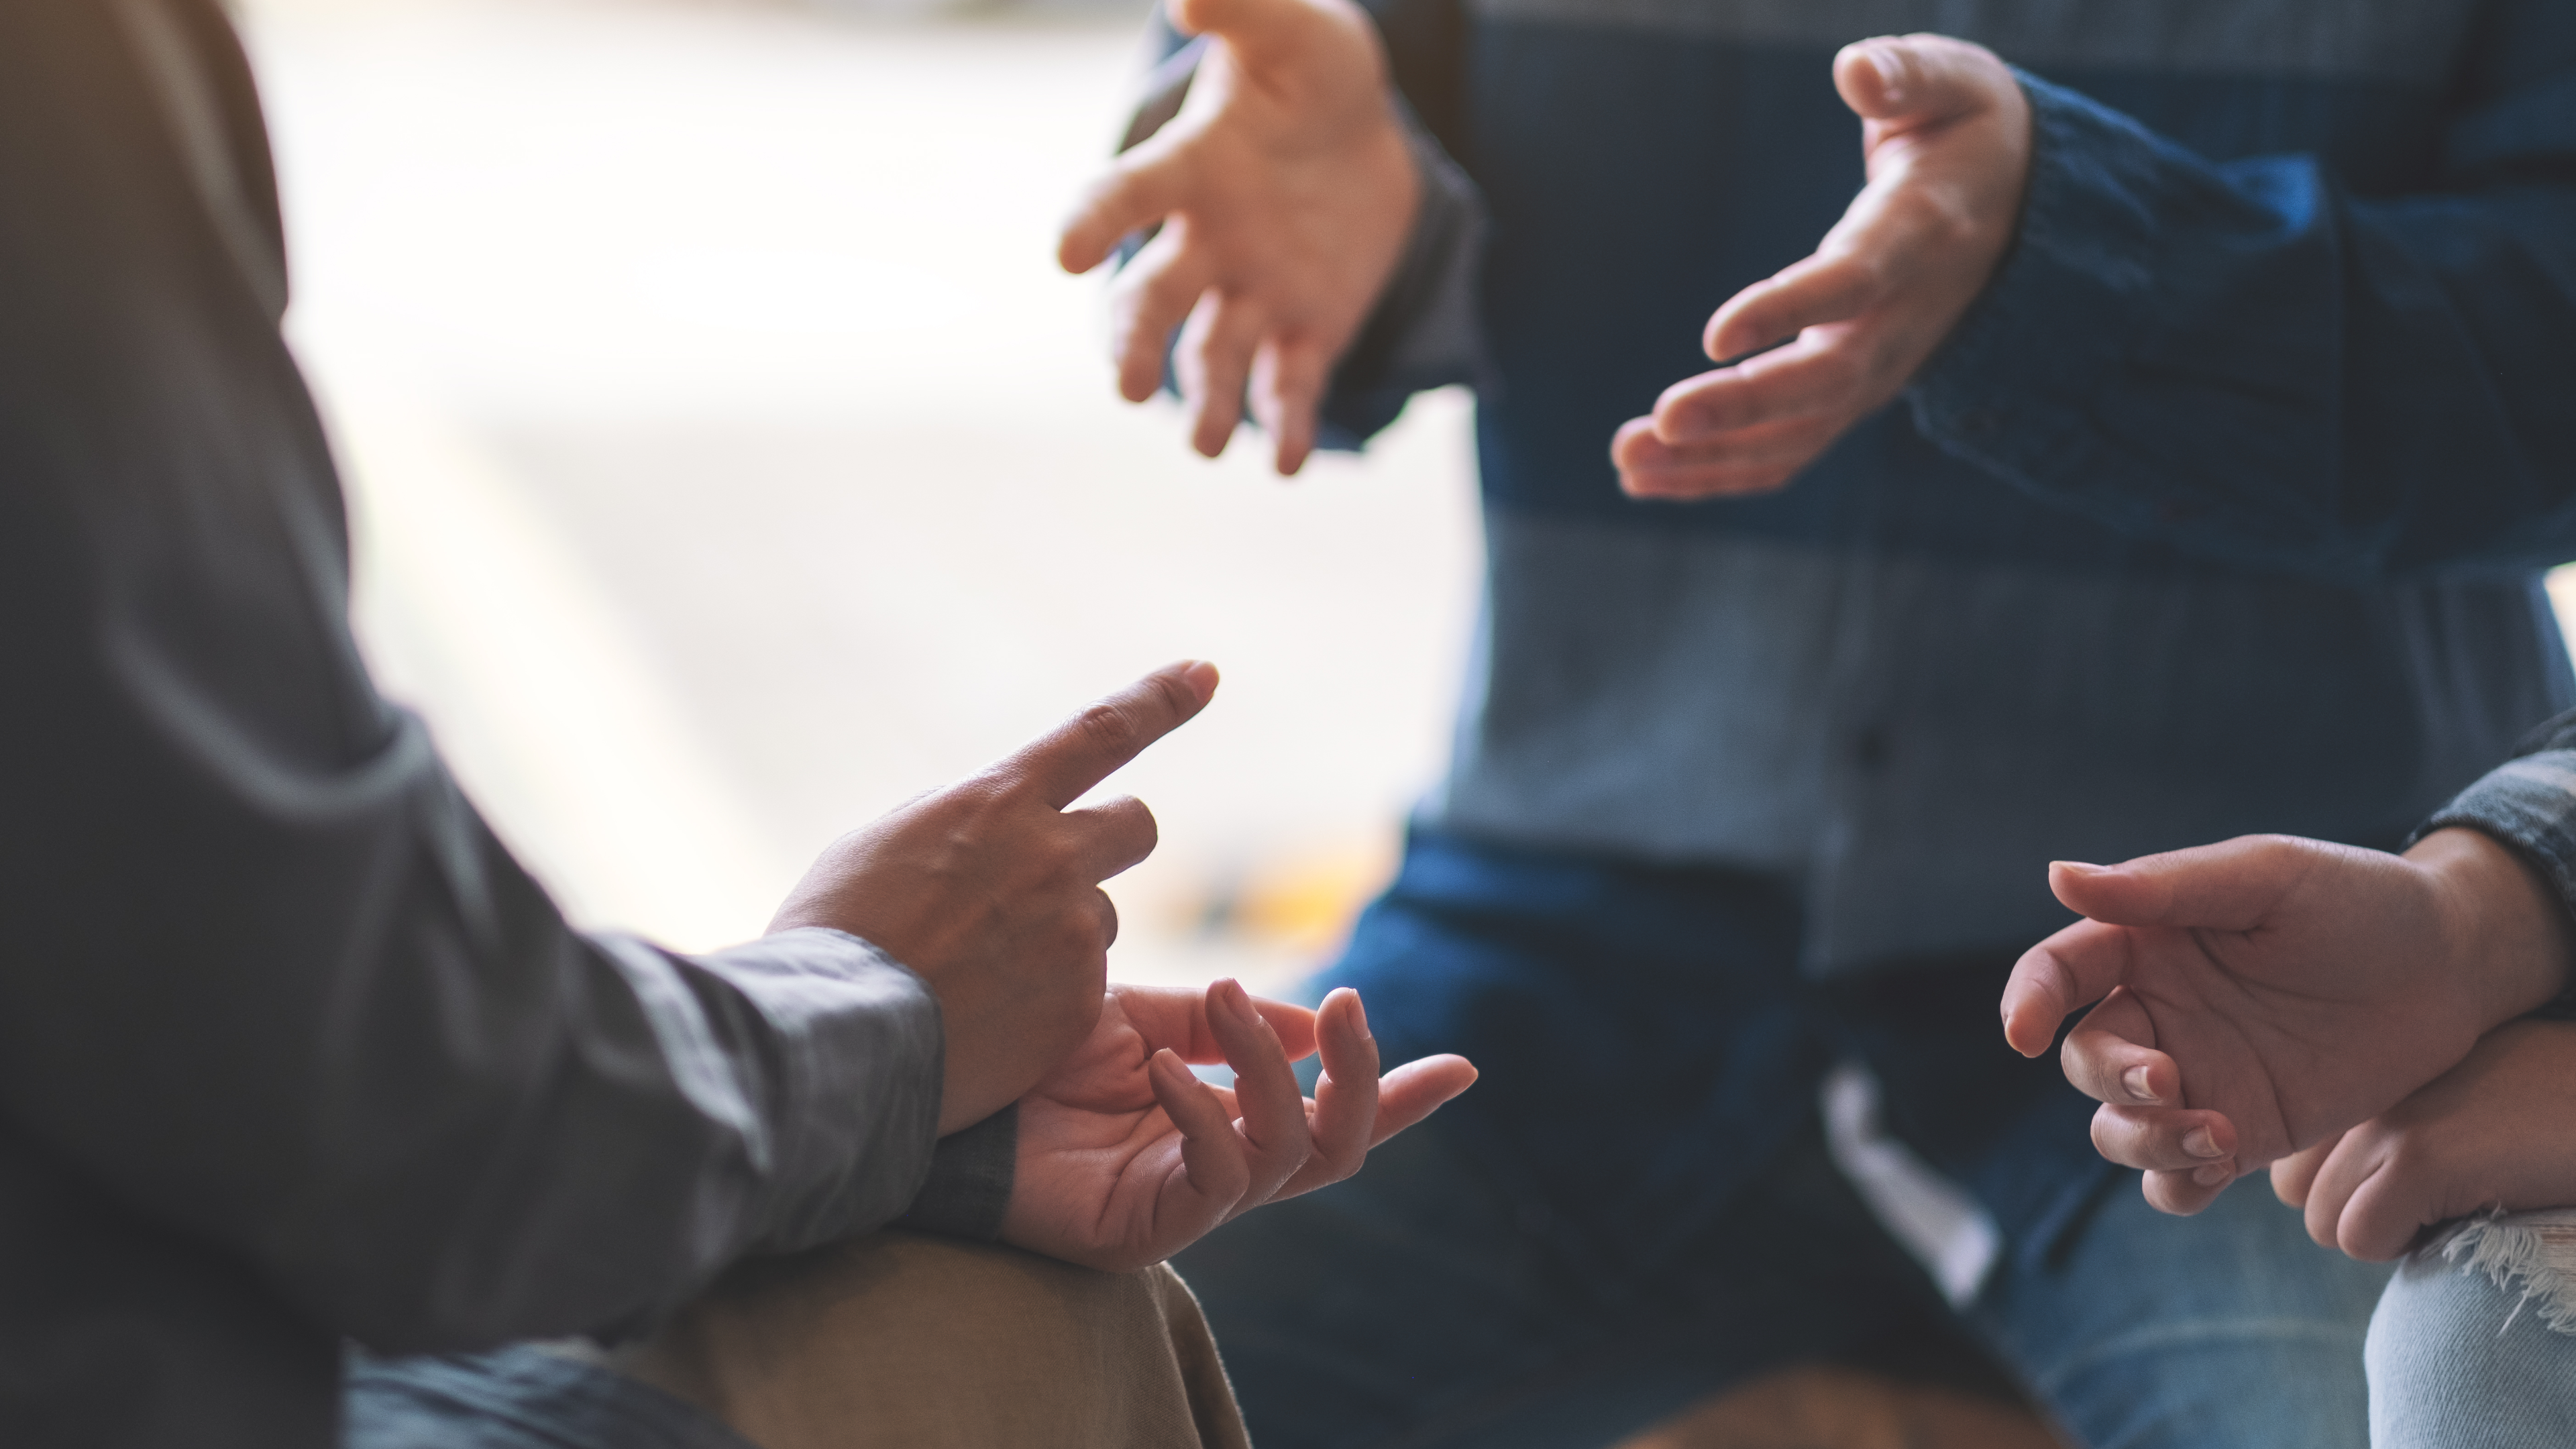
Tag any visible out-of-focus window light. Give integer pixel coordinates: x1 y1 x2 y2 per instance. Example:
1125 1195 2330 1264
235 0 2576 985
243 0 1482 988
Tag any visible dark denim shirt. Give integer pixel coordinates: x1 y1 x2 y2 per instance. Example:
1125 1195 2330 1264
1294 0 2576 973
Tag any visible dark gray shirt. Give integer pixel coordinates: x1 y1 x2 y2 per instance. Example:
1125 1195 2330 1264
0 4 965 1444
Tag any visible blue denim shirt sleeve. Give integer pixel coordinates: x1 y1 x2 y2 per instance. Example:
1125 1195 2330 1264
1313 100 1490 449
2418 710 2576 1018
1911 14 2576 582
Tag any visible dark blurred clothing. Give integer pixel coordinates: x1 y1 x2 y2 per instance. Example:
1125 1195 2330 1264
0 4 949 1444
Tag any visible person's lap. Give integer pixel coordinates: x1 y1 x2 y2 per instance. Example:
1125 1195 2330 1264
346 1230 1249 1449
347 828 2398 1449
1175 830 2391 1448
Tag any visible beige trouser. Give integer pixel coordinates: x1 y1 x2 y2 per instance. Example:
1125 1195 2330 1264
597 1230 1252 1449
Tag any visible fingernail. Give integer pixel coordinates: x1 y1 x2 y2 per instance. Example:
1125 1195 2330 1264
2184 1126 2221 1159
2192 1163 2231 1187
1176 659 1220 701
1866 44 1909 104
1349 991 1372 1042
1220 978 1265 1030
2053 861 2107 877
2123 1066 2159 1104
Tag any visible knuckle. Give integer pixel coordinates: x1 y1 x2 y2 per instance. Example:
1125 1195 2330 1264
1813 345 1869 398
1073 700 1142 756
1064 907 1111 958
1839 248 1893 299
1126 798 1161 847
1146 669 1197 727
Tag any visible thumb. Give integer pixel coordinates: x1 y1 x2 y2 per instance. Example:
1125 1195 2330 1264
1833 34 2006 126
1168 0 1309 59
2048 836 2314 932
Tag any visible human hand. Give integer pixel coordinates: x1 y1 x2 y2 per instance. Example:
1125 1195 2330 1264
1001 979 1477 1272
2272 1020 2576 1260
1613 34 2031 499
2000 830 2570 1216
1057 0 1419 475
769 662 1220 1134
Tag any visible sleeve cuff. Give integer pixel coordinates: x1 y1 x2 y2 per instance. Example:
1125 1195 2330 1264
1313 95 1491 449
2416 711 2576 1019
1907 72 2343 566
676 927 947 1254
895 1104 1018 1241
1907 72 2163 495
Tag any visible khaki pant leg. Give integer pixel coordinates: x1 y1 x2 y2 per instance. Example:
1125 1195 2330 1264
610 1230 1252 1449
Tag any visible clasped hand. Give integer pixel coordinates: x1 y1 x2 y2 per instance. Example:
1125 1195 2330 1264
1998 830 2570 1220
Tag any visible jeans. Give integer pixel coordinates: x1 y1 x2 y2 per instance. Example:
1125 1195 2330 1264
345 1348 753 1449
1174 830 2394 1448
2367 1214 2576 1448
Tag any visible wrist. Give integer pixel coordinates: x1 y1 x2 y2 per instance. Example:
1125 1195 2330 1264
2408 827 2575 1034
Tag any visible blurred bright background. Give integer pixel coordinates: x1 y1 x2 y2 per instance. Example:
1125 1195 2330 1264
238 0 1483 989
231 0 2576 994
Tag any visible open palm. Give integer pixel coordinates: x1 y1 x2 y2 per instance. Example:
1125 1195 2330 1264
1056 0 1419 474
1001 979 1474 1272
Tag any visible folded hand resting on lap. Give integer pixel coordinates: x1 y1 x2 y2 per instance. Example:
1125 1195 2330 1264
1998 830 2569 1216
2271 1021 2576 1260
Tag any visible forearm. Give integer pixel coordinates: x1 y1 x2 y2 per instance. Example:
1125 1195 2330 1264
1911 58 2576 580
2415 711 2576 1027
2406 827 2575 1035
0 729 943 1350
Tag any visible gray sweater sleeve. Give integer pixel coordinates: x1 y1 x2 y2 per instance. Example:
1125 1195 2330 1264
2417 710 2576 1018
0 0 948 1356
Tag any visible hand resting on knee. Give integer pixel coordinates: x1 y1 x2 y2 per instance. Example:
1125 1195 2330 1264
1997 828 2571 1223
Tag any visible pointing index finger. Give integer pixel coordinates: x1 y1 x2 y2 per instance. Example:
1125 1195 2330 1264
1004 661 1220 810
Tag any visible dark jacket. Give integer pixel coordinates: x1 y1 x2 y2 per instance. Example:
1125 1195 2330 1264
0 4 949 1444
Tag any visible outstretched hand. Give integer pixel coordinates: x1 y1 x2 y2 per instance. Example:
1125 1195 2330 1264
1001 979 1476 1272
1057 0 1419 475
2000 830 2569 1216
1615 34 2031 499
